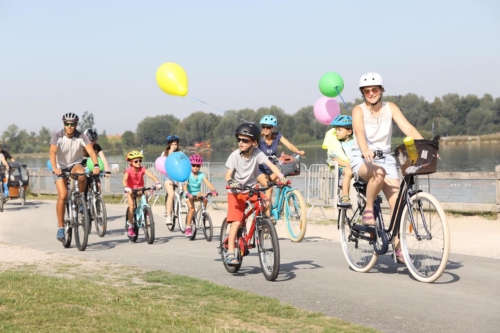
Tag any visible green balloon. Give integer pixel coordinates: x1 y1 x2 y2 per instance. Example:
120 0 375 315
319 72 344 97
86 157 104 170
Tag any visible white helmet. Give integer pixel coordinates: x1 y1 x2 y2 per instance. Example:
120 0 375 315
359 73 384 88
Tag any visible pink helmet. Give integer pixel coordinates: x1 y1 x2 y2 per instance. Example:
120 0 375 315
189 154 203 164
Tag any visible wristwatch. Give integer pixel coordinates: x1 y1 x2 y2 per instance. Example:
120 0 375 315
94 164 100 169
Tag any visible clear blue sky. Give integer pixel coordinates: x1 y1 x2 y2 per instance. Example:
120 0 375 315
1 0 498 135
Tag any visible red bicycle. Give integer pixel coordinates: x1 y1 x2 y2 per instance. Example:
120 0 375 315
218 183 280 281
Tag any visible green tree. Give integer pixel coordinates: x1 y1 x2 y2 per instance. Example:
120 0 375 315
78 111 95 132
181 112 221 146
38 127 52 146
136 115 180 146
121 130 136 148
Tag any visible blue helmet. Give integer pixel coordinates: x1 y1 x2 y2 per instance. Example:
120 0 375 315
330 115 352 128
260 115 277 127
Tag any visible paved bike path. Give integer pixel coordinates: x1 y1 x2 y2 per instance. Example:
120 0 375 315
1 200 499 333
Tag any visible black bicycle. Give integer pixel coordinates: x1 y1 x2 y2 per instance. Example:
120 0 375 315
338 140 450 283
84 171 109 237
60 172 90 251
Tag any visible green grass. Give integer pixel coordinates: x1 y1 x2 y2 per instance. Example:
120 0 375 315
0 264 378 333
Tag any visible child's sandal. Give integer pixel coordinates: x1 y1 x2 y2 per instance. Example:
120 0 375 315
338 194 352 208
362 210 376 226
224 251 239 265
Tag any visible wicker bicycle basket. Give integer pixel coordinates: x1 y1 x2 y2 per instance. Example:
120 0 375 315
394 139 439 176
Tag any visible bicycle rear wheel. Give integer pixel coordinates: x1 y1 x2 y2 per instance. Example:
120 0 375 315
220 218 242 273
202 212 213 242
0 193 4 212
73 196 89 251
339 208 378 272
283 189 307 242
93 194 107 237
20 186 26 206
62 203 72 248
257 217 280 281
169 194 177 231
143 206 155 244
124 208 139 243
188 213 197 241
400 192 450 283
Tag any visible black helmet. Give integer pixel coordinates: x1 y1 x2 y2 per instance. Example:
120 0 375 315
235 123 260 142
84 128 98 141
62 112 79 122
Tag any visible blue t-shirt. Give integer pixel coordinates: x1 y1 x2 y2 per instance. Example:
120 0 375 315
187 172 205 195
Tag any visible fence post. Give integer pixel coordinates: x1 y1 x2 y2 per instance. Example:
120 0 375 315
496 165 500 219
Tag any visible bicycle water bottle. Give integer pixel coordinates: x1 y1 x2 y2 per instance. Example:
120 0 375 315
404 136 418 165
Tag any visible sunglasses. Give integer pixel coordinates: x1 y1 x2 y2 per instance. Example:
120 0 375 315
166 135 179 142
237 137 251 143
132 159 142 164
191 164 201 168
64 122 76 127
262 125 273 129
362 87 380 95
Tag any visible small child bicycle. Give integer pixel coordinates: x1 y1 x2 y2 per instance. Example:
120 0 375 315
186 193 213 241
124 185 157 244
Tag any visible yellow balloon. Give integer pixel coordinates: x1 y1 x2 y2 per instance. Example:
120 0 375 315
156 62 188 96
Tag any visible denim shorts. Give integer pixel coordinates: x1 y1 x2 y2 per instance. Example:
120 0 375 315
350 149 399 179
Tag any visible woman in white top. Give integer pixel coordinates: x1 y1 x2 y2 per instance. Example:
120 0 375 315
350 73 423 263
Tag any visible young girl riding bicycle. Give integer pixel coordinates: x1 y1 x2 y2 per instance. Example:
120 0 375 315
224 123 287 264
123 150 161 237
182 154 218 238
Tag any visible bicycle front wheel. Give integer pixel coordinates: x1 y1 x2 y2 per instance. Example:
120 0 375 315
202 212 213 242
169 194 177 232
20 186 26 206
220 218 242 273
93 194 107 237
62 203 72 248
400 192 450 283
339 208 378 272
73 196 89 251
283 190 307 242
178 196 188 233
257 217 280 281
143 206 155 244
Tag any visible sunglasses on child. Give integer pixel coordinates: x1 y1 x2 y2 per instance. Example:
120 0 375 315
236 137 251 143
191 164 201 168
132 159 142 164
64 122 76 127
262 125 273 129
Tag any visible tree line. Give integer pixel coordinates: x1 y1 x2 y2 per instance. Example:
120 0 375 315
2 93 499 154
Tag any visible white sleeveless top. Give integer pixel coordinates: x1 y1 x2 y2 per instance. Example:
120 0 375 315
352 101 393 152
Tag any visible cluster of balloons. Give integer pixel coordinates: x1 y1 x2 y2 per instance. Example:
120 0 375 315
314 72 345 125
155 152 191 182
156 62 189 97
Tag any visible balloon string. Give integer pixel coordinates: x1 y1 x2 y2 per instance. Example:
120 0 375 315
335 87 350 112
189 95 251 123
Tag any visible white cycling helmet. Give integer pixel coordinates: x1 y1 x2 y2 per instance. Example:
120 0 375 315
359 73 384 88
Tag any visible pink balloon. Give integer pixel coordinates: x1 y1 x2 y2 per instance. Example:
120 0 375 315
314 97 340 125
155 156 167 175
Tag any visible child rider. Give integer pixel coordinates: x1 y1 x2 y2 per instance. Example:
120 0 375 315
123 150 162 237
224 123 287 264
182 154 218 238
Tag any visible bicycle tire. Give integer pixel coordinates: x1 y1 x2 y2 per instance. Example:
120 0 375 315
73 196 89 251
143 205 155 244
202 212 213 242
257 217 280 281
124 208 139 243
283 189 307 242
188 214 197 240
400 192 450 283
0 193 4 212
20 186 26 206
220 218 242 273
339 208 378 272
168 194 177 232
93 194 107 237
178 195 188 233
62 203 72 248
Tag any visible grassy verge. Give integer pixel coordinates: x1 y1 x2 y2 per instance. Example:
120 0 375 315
0 260 377 333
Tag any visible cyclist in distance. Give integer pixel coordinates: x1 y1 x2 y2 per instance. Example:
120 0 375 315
224 123 287 264
182 154 218 238
257 114 305 219
161 135 180 226
49 113 100 242
82 128 111 178
123 150 162 237
350 72 424 263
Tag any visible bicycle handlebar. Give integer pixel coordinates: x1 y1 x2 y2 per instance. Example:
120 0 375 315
130 185 158 194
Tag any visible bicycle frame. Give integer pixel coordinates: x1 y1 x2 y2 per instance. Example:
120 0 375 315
269 184 294 221
132 192 149 228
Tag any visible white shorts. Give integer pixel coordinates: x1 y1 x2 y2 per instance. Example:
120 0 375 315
350 150 399 180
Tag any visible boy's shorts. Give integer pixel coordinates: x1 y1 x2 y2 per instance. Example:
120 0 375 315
227 192 265 223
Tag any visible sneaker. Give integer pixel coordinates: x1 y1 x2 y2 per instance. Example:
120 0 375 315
165 216 173 226
127 226 136 237
185 227 192 237
338 194 352 208
56 228 65 242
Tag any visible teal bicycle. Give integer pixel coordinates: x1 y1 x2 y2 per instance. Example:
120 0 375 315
269 180 307 242
124 185 157 244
